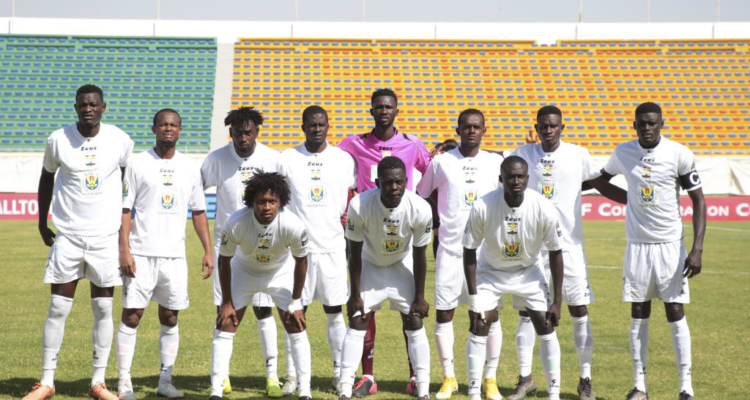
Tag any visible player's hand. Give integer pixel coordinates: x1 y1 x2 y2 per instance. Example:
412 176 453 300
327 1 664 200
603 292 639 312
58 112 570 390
468 310 486 335
429 145 444 159
346 294 365 319
546 301 561 327
288 309 307 331
525 130 538 144
683 248 702 278
202 253 214 280
216 303 238 330
409 296 430 319
119 251 136 278
38 225 56 247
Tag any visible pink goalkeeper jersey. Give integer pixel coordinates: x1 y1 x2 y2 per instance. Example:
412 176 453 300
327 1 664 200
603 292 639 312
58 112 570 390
338 127 431 192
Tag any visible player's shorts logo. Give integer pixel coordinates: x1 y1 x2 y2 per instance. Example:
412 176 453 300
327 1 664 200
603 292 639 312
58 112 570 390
464 191 477 206
541 184 555 200
85 175 99 190
255 253 272 264
503 243 521 259
161 194 175 210
542 165 553 178
258 238 270 250
384 240 400 253
310 186 325 202
386 224 398 236
640 187 654 203
506 222 518 235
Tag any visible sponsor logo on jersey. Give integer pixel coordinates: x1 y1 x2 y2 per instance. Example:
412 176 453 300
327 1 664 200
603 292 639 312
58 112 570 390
384 240 400 253
386 224 398 236
85 154 96 166
161 194 175 210
503 243 521 258
464 171 476 184
347 217 354 230
541 184 555 200
241 170 253 185
641 167 651 180
85 175 99 190
258 238 270 250
310 168 321 181
310 186 325 202
122 181 129 196
221 231 228 245
163 174 173 187
255 253 271 264
381 150 392 158
639 187 654 203
542 165 553 178
464 191 477 206
506 222 518 235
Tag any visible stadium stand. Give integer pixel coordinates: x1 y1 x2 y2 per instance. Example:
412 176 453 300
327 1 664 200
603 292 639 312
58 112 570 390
231 38 750 154
0 34 217 152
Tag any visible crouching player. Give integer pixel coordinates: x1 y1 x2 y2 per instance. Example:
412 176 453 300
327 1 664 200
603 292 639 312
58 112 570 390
463 156 565 400
209 172 314 400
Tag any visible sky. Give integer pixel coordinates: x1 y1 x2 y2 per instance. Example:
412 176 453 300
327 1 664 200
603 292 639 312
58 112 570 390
0 0 748 22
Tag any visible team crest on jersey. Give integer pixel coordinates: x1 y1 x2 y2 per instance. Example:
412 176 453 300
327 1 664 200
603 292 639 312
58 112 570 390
386 224 398 236
465 171 476 184
383 239 401 253
161 194 175 210
310 169 321 181
85 154 96 166
255 253 272 264
163 174 174 187
310 186 325 202
506 222 518 235
542 165 553 178
503 243 522 259
464 191 478 206
258 238 270 250
639 187 655 203
541 184 555 200
241 171 253 185
85 175 99 190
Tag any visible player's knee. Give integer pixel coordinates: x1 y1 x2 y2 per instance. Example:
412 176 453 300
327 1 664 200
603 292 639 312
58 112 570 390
159 314 178 327
404 315 423 331
568 304 588 318
473 318 491 336
349 315 369 331
631 301 652 319
436 309 454 324
253 306 273 319
664 303 685 322
323 304 342 314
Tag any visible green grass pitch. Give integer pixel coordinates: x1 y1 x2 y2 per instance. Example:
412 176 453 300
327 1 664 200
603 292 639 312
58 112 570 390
0 220 748 399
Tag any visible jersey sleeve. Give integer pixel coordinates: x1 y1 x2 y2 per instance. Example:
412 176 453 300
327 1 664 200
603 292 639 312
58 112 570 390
218 217 239 257
580 148 602 182
200 154 219 190
119 135 134 168
602 147 622 176
462 199 486 250
42 135 60 173
411 200 433 247
415 157 438 197
344 195 365 242
188 164 207 211
540 201 563 251
121 161 137 210
676 146 702 191
285 216 309 258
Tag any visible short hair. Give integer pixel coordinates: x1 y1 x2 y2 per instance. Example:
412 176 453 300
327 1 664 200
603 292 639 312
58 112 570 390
377 156 406 178
302 105 328 124
457 108 485 126
442 139 458 151
153 108 181 127
243 172 291 209
225 106 264 128
371 88 398 106
501 155 528 172
537 105 562 119
76 84 104 102
635 102 662 116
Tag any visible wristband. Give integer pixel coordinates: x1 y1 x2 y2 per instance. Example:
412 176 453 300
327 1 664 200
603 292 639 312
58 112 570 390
469 294 485 319
287 298 303 313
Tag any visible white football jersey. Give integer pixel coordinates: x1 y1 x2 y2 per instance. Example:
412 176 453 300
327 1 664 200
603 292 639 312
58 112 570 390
219 208 308 273
603 137 701 243
122 149 206 258
346 189 433 268
416 147 502 256
509 141 600 250
201 143 286 245
42 123 133 236
282 143 357 253
463 188 562 270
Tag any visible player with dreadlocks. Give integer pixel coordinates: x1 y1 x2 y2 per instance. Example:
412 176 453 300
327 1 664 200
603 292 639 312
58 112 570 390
201 107 287 397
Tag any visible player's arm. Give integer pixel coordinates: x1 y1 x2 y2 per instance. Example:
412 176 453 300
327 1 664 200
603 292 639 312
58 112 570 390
547 250 564 327
216 254 238 328
191 210 214 279
463 247 485 332
585 175 627 204
37 168 56 246
684 187 706 279
288 255 308 330
410 245 429 318
119 208 136 277
346 239 365 319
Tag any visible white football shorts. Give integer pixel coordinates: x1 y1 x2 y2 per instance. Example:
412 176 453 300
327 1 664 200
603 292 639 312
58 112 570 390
622 240 689 304
302 250 349 307
122 255 189 310
539 249 594 306
358 256 416 316
43 232 121 287
434 245 470 311
230 258 295 311
477 263 549 313
213 243 274 307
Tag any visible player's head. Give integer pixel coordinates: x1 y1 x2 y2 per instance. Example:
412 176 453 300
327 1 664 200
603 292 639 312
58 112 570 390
243 172 291 224
225 106 264 155
442 139 458 151
301 105 329 146
456 108 486 149
74 84 106 128
633 102 664 148
375 156 407 208
370 88 399 129
500 156 529 197
152 108 182 148
535 105 564 151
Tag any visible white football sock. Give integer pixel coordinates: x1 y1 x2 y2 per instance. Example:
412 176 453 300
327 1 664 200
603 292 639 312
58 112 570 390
288 331 312 398
516 315 535 377
339 328 366 397
669 317 693 396
41 295 73 388
405 327 430 398
572 315 593 379
91 297 113 387
116 323 138 382
159 324 179 382
485 319 502 379
284 331 296 378
434 321 455 378
465 333 487 395
630 318 649 392
257 316 278 379
326 312 346 378
210 329 235 397
538 331 561 399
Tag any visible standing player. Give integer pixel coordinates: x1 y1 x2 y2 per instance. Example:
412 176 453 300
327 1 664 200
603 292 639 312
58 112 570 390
507 105 627 400
338 88 430 396
338 157 433 400
463 156 564 400
116 109 213 400
209 172 313 400
416 109 504 400
280 105 356 393
599 102 705 400
201 107 287 397
25 84 133 400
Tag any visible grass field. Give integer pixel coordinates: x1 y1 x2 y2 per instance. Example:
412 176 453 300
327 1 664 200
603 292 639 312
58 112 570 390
1 220 748 400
